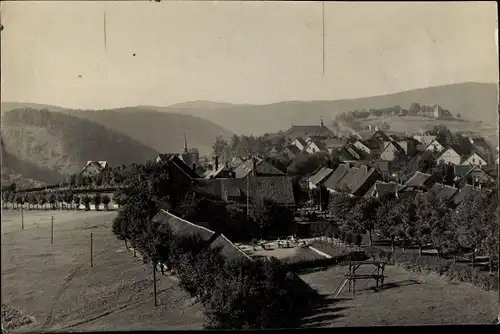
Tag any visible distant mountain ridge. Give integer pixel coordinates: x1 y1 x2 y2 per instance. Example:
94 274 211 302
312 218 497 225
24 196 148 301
160 82 498 135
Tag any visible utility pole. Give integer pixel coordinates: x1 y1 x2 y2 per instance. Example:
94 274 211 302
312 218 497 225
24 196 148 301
50 216 54 244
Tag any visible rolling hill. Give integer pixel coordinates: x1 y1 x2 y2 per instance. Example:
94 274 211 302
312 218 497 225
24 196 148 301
1 108 159 183
161 82 498 136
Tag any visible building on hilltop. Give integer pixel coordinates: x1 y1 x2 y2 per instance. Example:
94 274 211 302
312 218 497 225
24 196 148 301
80 161 109 177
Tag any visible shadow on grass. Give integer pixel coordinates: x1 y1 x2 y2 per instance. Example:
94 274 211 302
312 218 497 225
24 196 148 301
375 279 421 292
300 294 352 328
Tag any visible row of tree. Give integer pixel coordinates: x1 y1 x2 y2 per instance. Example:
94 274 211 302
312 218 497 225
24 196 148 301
110 159 306 329
1 190 112 211
335 103 454 122
327 190 498 273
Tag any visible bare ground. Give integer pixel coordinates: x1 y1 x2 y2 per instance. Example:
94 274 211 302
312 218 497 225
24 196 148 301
1 210 204 332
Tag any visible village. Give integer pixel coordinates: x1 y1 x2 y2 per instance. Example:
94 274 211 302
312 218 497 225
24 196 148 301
2 113 499 329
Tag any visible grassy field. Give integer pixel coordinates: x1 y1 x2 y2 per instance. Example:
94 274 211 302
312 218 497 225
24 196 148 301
298 241 498 326
1 210 204 332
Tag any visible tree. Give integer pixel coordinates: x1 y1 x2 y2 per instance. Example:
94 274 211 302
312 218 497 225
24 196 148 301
93 193 102 211
350 197 380 246
453 191 493 268
328 192 358 227
73 195 81 210
102 194 111 211
375 196 399 252
82 195 91 211
479 199 499 273
212 135 229 159
432 161 455 186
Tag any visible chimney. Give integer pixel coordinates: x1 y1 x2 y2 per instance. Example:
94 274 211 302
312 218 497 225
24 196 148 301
252 157 257 176
215 156 219 170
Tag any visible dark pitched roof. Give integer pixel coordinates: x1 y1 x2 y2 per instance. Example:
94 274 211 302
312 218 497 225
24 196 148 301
288 125 333 137
193 178 245 199
429 183 458 201
364 180 399 198
324 164 349 190
246 175 295 206
233 158 284 178
204 165 232 179
362 138 385 150
404 171 433 188
152 209 251 261
293 137 308 147
350 167 382 197
454 165 473 178
157 153 178 162
284 144 301 155
170 155 200 178
309 167 334 186
337 167 360 192
323 137 344 149
372 130 391 142
453 184 481 206
369 160 391 174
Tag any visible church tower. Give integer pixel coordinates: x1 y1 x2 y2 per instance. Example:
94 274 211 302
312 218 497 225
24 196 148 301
183 131 188 153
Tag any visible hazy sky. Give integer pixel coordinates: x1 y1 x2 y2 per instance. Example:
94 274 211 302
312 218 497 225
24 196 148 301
1 1 498 109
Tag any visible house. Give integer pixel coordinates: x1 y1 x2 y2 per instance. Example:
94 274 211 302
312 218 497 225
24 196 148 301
336 166 360 193
364 180 399 198
308 167 334 190
305 138 329 154
323 164 349 193
282 145 301 159
291 137 308 151
414 135 437 147
233 157 284 179
425 139 446 154
428 183 458 202
435 146 463 165
349 167 383 197
404 171 434 189
230 156 246 168
372 130 391 142
81 161 109 177
159 154 200 179
460 152 488 167
287 118 334 140
204 164 234 179
151 209 251 261
352 140 372 155
323 137 345 153
378 141 405 161
455 165 494 188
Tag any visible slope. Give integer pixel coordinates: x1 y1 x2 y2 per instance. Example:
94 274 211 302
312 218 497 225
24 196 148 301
1 108 159 179
62 107 233 155
166 82 498 136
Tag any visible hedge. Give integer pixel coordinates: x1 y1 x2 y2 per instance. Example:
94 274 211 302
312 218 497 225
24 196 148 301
364 247 498 291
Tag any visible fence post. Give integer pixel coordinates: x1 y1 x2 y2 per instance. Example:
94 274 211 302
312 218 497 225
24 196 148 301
153 262 158 307
21 208 24 230
90 232 94 267
50 216 54 244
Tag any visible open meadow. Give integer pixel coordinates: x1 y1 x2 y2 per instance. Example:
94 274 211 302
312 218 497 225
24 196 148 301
1 210 205 332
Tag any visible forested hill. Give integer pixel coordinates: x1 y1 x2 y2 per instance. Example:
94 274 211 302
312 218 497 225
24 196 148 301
1 108 159 180
62 107 233 155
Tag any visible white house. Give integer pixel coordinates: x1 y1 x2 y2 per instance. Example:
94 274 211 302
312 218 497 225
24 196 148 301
378 142 404 161
292 137 307 151
352 140 371 155
305 139 329 154
425 139 446 153
461 152 487 166
436 146 462 165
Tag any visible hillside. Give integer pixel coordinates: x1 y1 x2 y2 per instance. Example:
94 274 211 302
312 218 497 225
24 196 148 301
62 107 233 155
163 82 498 136
1 109 159 181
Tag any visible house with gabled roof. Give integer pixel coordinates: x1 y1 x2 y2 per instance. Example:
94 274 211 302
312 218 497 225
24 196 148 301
336 166 360 192
324 164 349 193
413 135 437 147
364 180 399 199
323 137 345 153
460 152 488 167
233 157 284 179
425 139 447 154
151 209 252 261
305 138 329 154
404 171 434 189
428 183 458 202
308 166 334 190
378 141 406 161
349 167 383 197
287 118 334 140
291 137 308 151
436 145 463 165
455 165 494 188
81 160 109 177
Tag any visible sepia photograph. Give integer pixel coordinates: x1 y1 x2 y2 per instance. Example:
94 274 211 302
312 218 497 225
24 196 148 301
1 0 499 331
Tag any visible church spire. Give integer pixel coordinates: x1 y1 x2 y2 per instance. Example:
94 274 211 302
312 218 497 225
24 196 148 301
183 131 188 153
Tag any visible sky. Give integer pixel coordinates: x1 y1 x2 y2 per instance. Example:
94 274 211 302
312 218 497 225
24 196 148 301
1 1 498 109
